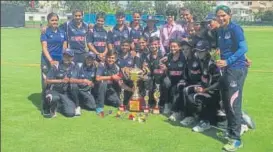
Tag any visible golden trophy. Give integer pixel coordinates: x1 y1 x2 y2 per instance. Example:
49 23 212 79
128 66 144 112
119 88 125 112
143 90 150 113
153 84 160 114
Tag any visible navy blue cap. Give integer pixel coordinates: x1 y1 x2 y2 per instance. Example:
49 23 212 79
144 15 159 22
85 52 96 59
205 13 216 21
63 48 74 57
194 40 210 51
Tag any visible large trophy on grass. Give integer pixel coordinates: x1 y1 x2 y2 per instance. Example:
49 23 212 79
127 66 144 112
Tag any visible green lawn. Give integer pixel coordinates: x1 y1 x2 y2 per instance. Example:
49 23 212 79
1 27 273 152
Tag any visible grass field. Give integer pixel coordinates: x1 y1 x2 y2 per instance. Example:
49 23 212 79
1 27 273 152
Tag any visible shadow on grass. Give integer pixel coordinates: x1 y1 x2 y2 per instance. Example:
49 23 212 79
164 118 226 144
28 93 42 111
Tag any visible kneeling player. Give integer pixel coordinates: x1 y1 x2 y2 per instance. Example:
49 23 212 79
43 49 77 118
69 52 98 116
96 50 134 114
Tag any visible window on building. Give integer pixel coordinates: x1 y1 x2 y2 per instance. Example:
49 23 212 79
29 16 34 21
41 16 45 22
248 2 252 6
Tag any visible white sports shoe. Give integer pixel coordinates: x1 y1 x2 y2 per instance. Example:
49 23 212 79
217 109 226 117
180 116 197 126
240 124 249 135
169 112 182 122
192 120 211 132
75 106 81 116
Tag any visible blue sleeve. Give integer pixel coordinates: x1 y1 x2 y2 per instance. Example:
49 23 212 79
226 26 248 65
40 33 47 42
86 31 94 44
107 30 113 44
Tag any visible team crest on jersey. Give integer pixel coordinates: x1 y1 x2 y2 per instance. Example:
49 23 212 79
60 33 64 38
50 35 53 38
225 32 231 39
230 80 237 88
197 41 203 46
128 60 132 65
178 62 183 67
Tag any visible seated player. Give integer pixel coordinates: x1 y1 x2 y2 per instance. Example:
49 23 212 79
116 39 141 106
96 50 134 114
43 49 77 118
136 36 151 98
189 40 222 132
180 40 204 126
69 52 98 116
158 39 187 118
143 36 168 112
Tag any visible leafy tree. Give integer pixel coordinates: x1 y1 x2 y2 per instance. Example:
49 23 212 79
182 1 213 22
261 10 273 21
126 1 154 14
154 1 168 15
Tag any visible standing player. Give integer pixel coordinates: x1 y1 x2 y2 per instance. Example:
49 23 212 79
107 11 131 55
87 12 108 62
40 12 67 115
143 16 160 40
59 9 89 65
129 11 144 52
215 5 248 151
179 7 195 36
160 8 186 55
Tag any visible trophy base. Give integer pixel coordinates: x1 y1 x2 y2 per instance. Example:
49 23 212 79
153 107 160 114
143 107 150 113
119 105 125 112
129 97 144 112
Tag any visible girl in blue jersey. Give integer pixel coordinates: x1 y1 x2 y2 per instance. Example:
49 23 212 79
40 12 67 115
87 12 108 62
215 5 248 152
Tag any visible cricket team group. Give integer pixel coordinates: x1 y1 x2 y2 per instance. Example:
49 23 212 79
40 4 255 151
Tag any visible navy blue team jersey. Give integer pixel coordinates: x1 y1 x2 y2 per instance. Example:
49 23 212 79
87 25 108 53
60 20 89 54
46 62 78 92
40 27 67 61
129 24 143 50
107 25 131 54
77 64 97 91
